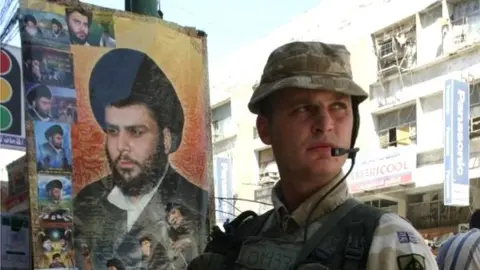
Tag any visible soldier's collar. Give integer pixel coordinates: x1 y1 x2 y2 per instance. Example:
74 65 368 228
271 172 351 228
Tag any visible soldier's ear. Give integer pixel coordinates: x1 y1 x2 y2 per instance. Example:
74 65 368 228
256 115 272 145
163 128 172 154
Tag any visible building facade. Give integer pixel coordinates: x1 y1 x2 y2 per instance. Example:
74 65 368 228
209 0 480 241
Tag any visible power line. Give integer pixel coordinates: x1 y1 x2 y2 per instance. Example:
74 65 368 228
215 209 235 217
215 196 273 206
216 197 242 213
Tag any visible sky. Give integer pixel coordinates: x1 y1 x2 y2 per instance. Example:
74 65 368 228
0 0 323 179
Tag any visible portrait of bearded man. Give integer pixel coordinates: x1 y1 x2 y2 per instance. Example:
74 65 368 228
73 48 209 270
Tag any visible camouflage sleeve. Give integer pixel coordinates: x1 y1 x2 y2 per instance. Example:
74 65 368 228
366 213 438 270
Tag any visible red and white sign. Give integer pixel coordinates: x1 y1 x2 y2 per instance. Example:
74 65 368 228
348 146 417 193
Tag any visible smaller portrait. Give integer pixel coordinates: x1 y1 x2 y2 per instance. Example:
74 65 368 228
35 225 75 269
166 202 199 268
33 121 72 173
22 45 75 89
37 174 72 217
18 8 70 49
65 5 116 48
25 83 77 123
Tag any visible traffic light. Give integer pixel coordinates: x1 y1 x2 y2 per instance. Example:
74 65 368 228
0 48 23 142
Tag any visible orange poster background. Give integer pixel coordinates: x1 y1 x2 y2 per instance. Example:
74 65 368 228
70 16 209 193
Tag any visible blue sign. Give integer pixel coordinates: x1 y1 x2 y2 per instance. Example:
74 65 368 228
214 157 234 223
444 79 470 206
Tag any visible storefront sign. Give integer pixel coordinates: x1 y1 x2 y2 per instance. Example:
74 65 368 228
348 146 416 193
444 79 470 206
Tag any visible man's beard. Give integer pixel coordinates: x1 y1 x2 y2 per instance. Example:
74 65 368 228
106 144 168 197
68 29 87 45
35 105 50 118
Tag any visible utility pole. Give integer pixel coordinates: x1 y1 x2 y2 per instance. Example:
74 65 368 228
125 0 163 18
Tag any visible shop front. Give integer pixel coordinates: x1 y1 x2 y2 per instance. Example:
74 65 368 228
348 145 417 216
409 140 480 253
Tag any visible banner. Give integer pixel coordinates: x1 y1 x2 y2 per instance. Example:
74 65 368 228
0 46 26 151
348 146 416 193
444 79 470 206
19 1 212 269
214 157 233 224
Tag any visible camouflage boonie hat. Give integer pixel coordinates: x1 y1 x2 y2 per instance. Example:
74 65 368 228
248 41 369 114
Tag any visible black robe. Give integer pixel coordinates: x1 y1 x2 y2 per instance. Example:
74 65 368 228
73 166 209 269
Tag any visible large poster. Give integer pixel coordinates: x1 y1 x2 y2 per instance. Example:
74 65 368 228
19 1 212 269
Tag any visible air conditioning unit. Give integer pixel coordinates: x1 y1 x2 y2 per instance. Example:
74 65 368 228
470 116 480 135
258 171 279 187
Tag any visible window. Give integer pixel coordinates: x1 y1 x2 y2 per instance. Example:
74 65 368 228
257 148 279 185
255 148 276 214
470 83 480 137
372 17 417 76
258 148 275 168
253 127 260 139
212 102 233 140
377 105 417 148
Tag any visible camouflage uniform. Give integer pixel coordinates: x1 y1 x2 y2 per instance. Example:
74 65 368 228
191 41 439 270
234 173 438 269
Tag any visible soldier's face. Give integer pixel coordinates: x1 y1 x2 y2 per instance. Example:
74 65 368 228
105 104 168 196
256 88 353 183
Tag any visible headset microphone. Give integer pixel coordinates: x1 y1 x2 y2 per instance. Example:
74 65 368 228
331 147 360 157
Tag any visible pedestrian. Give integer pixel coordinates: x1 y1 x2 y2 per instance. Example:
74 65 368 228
436 209 480 269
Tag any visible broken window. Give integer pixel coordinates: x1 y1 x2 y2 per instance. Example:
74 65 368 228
372 17 417 77
377 105 417 148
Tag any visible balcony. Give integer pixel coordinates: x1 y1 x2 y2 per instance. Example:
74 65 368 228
443 9 480 54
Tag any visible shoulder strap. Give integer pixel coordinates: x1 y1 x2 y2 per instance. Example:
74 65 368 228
233 209 274 237
342 220 366 270
341 204 385 270
293 198 361 267
203 209 273 258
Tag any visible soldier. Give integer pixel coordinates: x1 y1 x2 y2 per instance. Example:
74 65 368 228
436 209 480 269
188 41 438 269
